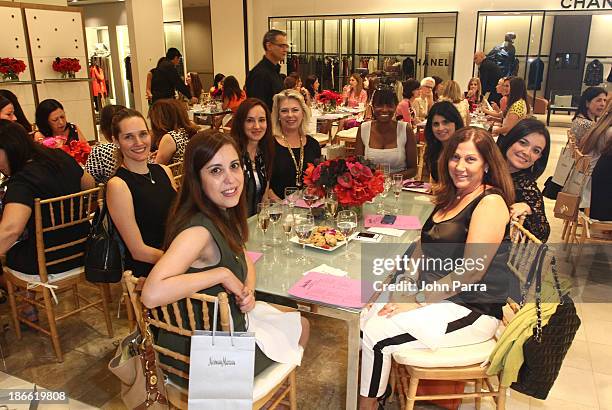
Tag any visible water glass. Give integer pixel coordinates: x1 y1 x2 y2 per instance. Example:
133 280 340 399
281 205 294 255
377 176 392 215
302 186 320 217
294 210 314 264
393 174 403 213
337 210 357 260
268 202 283 245
284 187 299 208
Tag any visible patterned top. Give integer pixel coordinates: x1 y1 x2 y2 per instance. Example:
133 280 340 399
507 99 528 119
570 116 594 144
168 128 189 164
85 142 117 184
512 169 550 242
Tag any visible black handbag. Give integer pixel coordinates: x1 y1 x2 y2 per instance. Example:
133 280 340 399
510 245 581 399
542 176 562 200
84 205 124 283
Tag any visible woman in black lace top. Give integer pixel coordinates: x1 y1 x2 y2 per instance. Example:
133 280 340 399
497 118 551 241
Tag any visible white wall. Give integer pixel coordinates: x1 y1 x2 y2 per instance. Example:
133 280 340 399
183 5 213 87
210 0 246 85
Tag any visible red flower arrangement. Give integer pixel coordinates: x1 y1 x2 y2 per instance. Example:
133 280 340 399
317 89 343 106
0 58 27 81
52 57 81 75
41 137 91 166
303 157 384 206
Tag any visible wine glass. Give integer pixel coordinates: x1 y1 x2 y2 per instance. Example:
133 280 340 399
377 163 391 178
281 205 294 255
294 210 314 264
377 176 392 215
325 191 339 220
336 210 357 260
284 187 299 209
257 202 271 250
393 174 403 213
268 202 283 245
302 186 320 217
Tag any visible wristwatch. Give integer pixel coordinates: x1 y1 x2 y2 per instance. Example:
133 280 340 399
415 291 427 306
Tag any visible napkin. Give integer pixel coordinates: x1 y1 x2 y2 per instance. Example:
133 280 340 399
303 263 347 277
247 251 263 264
367 227 405 237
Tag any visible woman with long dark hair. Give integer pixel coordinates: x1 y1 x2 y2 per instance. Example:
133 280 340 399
497 118 551 241
231 98 275 216
493 76 530 137
0 90 32 132
149 98 198 164
423 101 464 182
34 99 87 143
571 86 607 143
210 73 225 98
141 131 309 388
304 75 320 101
221 75 246 113
395 79 420 125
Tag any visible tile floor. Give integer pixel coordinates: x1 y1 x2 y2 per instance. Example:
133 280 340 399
0 113 610 409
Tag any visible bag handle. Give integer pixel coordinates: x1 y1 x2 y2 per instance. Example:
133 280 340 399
211 297 236 347
135 304 168 408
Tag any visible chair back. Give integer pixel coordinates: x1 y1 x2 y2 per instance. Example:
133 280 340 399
415 142 426 181
168 161 184 189
123 271 231 381
507 221 542 285
34 185 103 283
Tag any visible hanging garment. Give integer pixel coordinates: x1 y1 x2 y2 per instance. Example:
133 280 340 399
90 65 107 97
584 59 604 86
527 58 545 90
368 57 377 74
402 57 415 79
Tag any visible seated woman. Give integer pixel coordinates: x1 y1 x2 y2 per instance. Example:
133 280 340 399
590 131 612 221
571 87 607 143
221 75 247 114
210 73 225 99
0 121 95 319
186 72 203 102
304 75 320 102
34 99 87 143
413 77 435 121
231 98 274 216
438 80 471 126
0 90 32 132
579 108 612 209
141 131 309 388
284 73 311 106
355 86 418 177
359 127 514 409
85 104 126 184
482 77 508 120
149 98 198 165
493 77 531 138
465 77 484 112
497 118 551 242
268 89 321 200
395 79 420 126
343 73 368 108
423 101 464 183
106 109 177 278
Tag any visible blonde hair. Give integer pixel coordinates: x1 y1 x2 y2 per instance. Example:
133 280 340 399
439 80 463 104
580 109 612 156
271 89 311 137
467 77 482 98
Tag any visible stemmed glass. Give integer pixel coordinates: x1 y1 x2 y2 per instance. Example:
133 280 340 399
377 176 392 215
257 202 271 250
281 204 294 255
336 210 357 260
393 174 403 213
377 163 391 178
284 187 299 209
294 209 314 264
302 186 320 217
325 191 339 220
268 202 283 245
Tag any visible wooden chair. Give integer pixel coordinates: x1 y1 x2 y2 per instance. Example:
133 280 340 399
415 142 426 181
123 271 298 410
4 186 113 362
567 211 612 264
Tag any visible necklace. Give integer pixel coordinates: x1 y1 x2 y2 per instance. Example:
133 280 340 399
280 134 304 187
456 184 483 201
123 165 155 184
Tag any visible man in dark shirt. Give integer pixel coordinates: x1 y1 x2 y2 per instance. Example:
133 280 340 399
151 48 198 104
245 29 287 110
474 51 503 105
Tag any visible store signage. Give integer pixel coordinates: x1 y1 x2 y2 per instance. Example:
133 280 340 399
560 0 612 9
415 58 450 67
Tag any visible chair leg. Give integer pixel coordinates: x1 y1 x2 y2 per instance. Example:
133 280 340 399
561 220 570 243
475 379 483 410
72 284 79 309
98 284 114 338
125 291 135 331
497 386 507 410
6 281 21 340
405 376 419 410
289 370 297 410
43 288 63 362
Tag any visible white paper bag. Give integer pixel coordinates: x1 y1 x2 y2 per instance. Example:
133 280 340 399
551 145 575 186
188 300 255 409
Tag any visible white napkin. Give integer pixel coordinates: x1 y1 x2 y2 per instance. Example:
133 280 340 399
303 263 347 277
367 227 405 237
413 195 432 202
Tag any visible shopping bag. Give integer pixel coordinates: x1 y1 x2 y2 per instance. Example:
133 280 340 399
188 299 255 409
551 144 575 186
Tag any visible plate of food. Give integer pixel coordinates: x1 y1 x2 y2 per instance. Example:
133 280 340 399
290 225 356 251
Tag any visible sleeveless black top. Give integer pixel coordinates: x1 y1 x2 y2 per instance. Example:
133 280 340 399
420 188 510 319
113 164 176 277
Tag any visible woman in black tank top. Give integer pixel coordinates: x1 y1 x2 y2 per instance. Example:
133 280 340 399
360 127 516 406
106 109 177 278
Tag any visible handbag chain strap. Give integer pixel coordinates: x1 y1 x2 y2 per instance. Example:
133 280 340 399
137 305 168 408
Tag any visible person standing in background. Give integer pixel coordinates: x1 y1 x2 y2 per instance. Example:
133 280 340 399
150 48 197 104
245 29 287 111
474 51 503 105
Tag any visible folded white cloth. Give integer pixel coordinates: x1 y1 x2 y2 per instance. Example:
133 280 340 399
303 263 347 277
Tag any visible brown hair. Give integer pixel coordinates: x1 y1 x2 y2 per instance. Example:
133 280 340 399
433 127 515 209
231 98 275 174
148 99 198 148
187 72 203 100
110 108 149 168
504 76 531 117
348 73 364 97
580 108 612 156
164 130 248 254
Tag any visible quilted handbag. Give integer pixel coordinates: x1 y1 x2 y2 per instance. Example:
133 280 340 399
510 245 581 399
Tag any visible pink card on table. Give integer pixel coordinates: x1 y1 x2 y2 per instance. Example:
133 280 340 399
364 214 422 230
294 198 324 208
247 251 263 264
288 271 374 309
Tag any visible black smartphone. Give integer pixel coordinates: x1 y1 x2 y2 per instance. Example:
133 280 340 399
381 214 397 224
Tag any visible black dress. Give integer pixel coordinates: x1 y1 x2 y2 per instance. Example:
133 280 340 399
243 150 267 217
112 164 176 277
420 189 511 319
269 136 321 199
512 170 550 242
590 154 612 221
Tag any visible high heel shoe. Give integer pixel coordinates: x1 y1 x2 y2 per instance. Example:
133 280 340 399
377 384 392 409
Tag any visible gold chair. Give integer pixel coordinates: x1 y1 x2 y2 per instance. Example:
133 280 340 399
415 142 426 181
568 211 612 263
4 185 114 362
123 271 298 410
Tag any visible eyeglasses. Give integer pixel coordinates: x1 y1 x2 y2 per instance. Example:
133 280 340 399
272 42 290 49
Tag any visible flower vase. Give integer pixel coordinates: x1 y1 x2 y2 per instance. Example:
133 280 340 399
2 73 18 82
68 71 76 79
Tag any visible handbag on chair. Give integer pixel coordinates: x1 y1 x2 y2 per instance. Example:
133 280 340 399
84 205 123 283
510 245 581 399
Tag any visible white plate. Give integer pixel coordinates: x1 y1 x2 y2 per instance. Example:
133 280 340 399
290 232 358 252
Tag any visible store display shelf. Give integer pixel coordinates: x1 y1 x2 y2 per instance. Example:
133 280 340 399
0 80 41 85
40 78 91 83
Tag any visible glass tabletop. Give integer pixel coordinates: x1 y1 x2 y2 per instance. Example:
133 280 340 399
247 191 435 312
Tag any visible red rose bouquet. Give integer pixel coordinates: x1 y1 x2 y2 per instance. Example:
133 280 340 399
317 90 343 106
52 57 82 77
40 137 91 166
0 58 27 81
303 157 384 206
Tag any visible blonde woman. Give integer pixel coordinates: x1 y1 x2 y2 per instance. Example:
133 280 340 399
465 77 484 111
268 89 321 199
439 80 471 126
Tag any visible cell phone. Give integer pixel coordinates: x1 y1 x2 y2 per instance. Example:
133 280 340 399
356 232 382 242
381 214 397 225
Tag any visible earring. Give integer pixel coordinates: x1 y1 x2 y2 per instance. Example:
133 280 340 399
484 167 489 174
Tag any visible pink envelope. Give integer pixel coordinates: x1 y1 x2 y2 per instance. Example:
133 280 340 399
247 251 263 264
363 214 422 230
288 271 374 309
